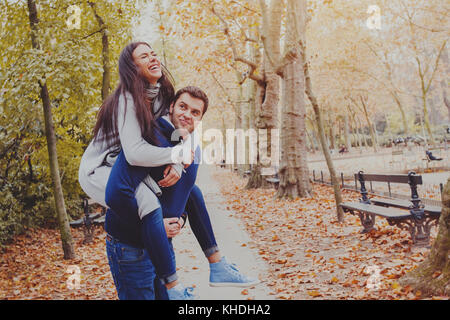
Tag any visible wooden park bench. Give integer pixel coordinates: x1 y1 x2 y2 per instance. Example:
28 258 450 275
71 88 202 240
340 171 441 246
70 198 106 244
389 149 404 167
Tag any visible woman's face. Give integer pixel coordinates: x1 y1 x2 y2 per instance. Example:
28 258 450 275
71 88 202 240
132 44 162 85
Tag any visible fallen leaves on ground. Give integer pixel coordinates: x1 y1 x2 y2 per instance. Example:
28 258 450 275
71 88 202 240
213 169 448 300
0 227 117 300
0 168 448 300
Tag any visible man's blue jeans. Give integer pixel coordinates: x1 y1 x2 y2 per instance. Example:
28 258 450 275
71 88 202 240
106 233 173 300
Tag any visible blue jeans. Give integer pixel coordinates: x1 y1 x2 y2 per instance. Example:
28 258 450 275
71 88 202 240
106 153 178 284
106 151 218 259
185 185 219 257
106 234 173 300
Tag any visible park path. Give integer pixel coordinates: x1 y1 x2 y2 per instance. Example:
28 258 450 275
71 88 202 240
172 165 274 300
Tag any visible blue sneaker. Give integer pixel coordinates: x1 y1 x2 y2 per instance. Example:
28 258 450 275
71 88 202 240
167 284 197 300
209 257 260 287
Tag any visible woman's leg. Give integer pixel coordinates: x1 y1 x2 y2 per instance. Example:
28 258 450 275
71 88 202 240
105 151 177 285
141 207 178 284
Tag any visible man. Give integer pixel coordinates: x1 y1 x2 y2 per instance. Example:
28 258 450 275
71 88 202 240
104 86 258 300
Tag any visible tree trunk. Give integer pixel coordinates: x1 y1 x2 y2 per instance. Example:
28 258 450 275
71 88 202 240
234 83 245 175
360 95 378 152
400 177 450 296
343 114 352 151
305 127 315 152
247 0 283 189
392 92 409 135
27 0 75 260
246 82 270 189
445 94 450 123
301 40 344 222
441 45 450 122
89 1 111 101
422 93 435 146
329 115 336 151
358 118 368 149
277 0 311 199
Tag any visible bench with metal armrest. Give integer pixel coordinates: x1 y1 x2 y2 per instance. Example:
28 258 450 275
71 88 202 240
340 171 440 246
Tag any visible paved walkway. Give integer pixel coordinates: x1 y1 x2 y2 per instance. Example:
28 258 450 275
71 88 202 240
172 165 273 300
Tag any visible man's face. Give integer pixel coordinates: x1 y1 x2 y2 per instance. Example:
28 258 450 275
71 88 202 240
169 92 204 134
132 44 162 85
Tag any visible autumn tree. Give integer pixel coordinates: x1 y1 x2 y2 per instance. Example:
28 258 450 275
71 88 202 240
301 40 344 222
26 0 75 259
275 0 311 198
198 0 283 187
384 0 449 144
0 0 139 249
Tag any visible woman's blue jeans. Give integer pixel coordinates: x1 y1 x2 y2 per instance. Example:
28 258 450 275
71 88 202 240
105 152 178 284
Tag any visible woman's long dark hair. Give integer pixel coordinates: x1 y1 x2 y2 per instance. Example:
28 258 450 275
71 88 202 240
93 42 175 148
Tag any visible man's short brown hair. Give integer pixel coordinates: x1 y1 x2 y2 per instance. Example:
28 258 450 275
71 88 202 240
173 86 209 115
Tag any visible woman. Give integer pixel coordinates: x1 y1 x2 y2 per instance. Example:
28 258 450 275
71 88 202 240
79 42 257 300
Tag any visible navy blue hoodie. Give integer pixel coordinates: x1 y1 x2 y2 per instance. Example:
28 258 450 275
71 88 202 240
104 117 200 248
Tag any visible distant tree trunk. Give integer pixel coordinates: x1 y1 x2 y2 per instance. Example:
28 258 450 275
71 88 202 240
355 122 362 148
400 177 450 296
347 105 360 149
445 94 450 123
415 41 447 146
343 114 352 151
307 117 320 152
391 92 409 135
89 1 111 101
301 40 344 222
305 127 315 152
359 95 378 152
359 120 368 148
441 46 450 122
329 114 336 151
27 0 75 260
277 0 311 199
421 93 434 145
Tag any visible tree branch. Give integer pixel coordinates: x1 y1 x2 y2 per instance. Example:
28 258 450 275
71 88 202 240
210 4 263 85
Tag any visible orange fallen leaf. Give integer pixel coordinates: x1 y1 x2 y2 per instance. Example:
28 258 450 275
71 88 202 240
432 271 442 279
307 290 322 297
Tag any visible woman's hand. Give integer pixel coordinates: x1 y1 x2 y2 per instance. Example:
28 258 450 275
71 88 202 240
158 165 180 187
164 218 182 238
